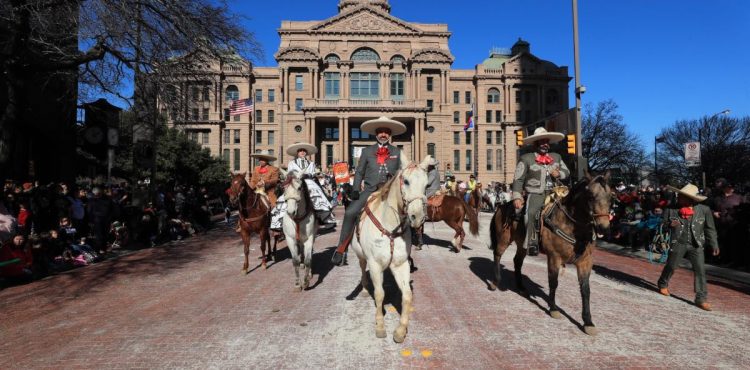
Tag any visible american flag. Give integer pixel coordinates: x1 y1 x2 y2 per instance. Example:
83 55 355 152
229 98 254 115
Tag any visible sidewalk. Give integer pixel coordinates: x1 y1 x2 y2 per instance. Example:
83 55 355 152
596 240 750 286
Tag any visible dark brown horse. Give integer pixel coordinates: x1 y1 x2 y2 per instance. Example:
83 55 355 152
227 173 274 273
417 195 479 252
488 172 611 335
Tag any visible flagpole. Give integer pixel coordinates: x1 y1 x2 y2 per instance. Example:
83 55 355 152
473 99 478 178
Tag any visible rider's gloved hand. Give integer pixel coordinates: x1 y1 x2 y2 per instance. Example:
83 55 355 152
350 190 360 200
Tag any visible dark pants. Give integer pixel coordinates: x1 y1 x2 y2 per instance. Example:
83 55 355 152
658 242 708 303
336 189 374 248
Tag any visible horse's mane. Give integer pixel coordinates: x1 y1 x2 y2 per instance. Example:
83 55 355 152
368 169 403 209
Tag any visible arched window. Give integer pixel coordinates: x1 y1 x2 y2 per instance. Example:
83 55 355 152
390 55 405 63
225 85 239 101
487 88 501 103
325 54 340 62
546 89 559 105
351 48 380 61
427 143 436 158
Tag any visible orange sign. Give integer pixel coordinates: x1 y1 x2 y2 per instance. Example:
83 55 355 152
333 162 350 184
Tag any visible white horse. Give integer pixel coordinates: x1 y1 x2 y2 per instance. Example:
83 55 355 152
281 172 317 290
351 155 430 343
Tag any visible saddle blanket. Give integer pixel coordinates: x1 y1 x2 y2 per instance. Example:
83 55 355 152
427 194 445 208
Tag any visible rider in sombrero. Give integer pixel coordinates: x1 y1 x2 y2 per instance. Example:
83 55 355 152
249 150 281 206
331 116 405 266
282 142 337 230
511 127 571 256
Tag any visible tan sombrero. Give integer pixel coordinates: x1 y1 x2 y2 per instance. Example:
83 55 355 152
360 116 407 136
523 127 565 145
286 142 317 156
666 183 707 202
250 150 276 162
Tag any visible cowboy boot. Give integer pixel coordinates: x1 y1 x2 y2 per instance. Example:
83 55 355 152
527 211 541 256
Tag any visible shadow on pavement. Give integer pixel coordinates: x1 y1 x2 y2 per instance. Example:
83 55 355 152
593 264 705 306
308 247 336 290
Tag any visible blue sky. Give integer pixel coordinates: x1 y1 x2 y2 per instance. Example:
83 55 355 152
233 0 749 146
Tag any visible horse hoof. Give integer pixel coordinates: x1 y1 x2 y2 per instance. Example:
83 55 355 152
415 246 422 251
393 328 407 343
488 282 497 291
241 268 248 275
550 310 562 319
584 325 598 336
375 328 387 338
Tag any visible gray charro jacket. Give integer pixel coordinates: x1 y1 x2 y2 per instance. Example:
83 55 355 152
511 152 570 200
662 204 719 250
426 168 441 198
353 143 402 193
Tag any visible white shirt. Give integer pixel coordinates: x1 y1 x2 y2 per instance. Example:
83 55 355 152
287 157 316 176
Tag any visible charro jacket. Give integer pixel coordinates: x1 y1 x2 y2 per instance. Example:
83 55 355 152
353 144 401 193
511 152 570 200
249 165 280 206
662 204 719 250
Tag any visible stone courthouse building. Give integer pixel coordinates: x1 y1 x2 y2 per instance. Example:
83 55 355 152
164 0 570 182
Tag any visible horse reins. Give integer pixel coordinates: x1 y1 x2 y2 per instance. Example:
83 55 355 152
360 168 426 260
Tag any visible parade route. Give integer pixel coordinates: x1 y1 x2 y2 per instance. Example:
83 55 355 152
1 210 748 369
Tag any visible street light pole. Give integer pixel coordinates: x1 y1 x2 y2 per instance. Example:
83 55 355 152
572 0 585 180
700 109 730 190
654 136 664 186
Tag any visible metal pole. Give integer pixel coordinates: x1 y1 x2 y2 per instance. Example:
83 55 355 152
654 137 657 186
572 0 584 180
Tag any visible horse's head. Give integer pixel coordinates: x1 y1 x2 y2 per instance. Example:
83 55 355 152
584 171 612 233
398 155 430 228
283 172 306 218
227 172 247 207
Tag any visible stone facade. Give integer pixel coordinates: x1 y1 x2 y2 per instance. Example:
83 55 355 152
163 0 570 182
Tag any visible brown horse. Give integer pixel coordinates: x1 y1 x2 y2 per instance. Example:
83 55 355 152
417 195 479 252
488 172 611 335
227 173 274 273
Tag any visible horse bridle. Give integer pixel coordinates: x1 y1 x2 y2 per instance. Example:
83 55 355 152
283 178 313 242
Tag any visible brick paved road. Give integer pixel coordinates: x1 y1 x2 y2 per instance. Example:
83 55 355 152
1 209 748 369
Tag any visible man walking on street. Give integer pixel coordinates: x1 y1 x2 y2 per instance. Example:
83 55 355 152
657 184 719 311
331 116 405 266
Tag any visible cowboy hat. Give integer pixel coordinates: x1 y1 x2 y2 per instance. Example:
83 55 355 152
425 156 438 166
523 127 565 145
250 150 277 162
286 142 317 156
666 183 707 202
360 116 407 136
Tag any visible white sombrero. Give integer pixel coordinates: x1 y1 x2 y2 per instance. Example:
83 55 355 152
523 127 565 145
360 116 407 136
426 156 439 166
666 183 707 202
286 142 317 156
250 150 276 162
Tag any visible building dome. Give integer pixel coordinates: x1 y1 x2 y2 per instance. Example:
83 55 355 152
338 0 391 13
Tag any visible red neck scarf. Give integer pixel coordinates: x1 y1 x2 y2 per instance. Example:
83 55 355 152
535 153 553 165
258 165 268 174
679 207 694 219
376 146 390 165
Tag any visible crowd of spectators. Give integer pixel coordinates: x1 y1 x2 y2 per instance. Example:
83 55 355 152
0 179 223 283
608 180 750 269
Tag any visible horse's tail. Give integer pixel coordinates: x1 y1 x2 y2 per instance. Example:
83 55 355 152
462 201 479 236
489 209 498 251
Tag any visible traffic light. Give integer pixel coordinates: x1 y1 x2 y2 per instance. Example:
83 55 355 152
566 134 576 154
515 130 524 146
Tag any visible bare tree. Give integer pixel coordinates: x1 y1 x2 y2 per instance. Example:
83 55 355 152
0 0 261 179
581 99 648 181
656 115 750 189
